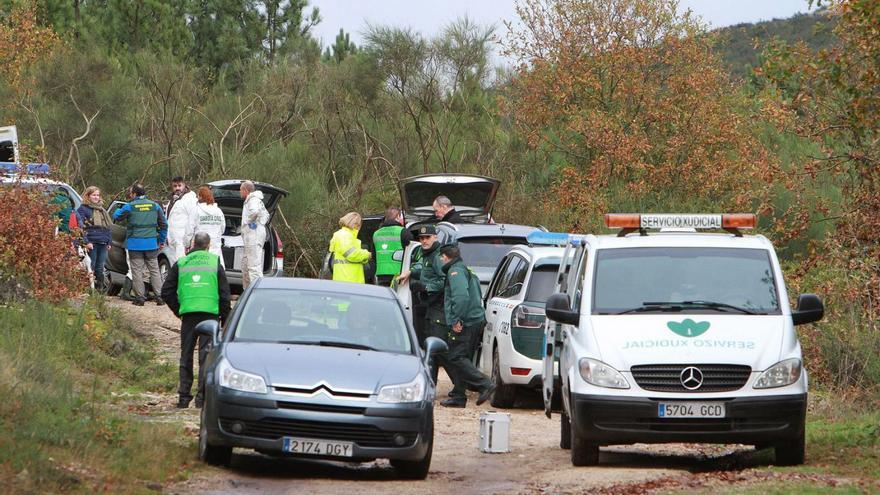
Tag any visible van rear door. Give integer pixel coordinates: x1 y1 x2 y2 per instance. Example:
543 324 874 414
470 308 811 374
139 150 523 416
399 174 500 223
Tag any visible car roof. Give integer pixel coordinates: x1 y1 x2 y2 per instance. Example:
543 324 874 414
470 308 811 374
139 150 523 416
252 277 398 298
589 232 774 250
509 245 566 260
444 223 540 238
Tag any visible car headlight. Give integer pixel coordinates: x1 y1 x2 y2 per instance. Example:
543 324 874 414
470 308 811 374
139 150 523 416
377 373 426 403
754 358 802 389
217 357 268 394
578 358 629 389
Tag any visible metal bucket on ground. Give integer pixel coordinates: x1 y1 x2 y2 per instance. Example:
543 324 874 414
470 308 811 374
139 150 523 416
479 411 510 453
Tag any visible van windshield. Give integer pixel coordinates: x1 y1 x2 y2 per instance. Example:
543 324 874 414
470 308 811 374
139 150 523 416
592 247 781 315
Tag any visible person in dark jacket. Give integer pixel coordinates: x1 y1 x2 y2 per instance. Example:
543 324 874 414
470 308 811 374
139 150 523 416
433 195 463 224
77 186 113 291
437 244 495 408
113 183 168 306
161 232 231 408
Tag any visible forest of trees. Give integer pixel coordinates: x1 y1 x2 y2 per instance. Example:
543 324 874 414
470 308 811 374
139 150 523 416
1 0 877 394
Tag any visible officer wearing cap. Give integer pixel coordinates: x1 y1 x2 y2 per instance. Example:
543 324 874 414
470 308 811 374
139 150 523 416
397 224 449 381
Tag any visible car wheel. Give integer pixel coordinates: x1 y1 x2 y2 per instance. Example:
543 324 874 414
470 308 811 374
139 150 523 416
560 410 571 449
103 269 121 296
158 256 170 283
391 422 433 480
198 406 232 466
570 410 599 466
773 428 805 466
490 347 517 408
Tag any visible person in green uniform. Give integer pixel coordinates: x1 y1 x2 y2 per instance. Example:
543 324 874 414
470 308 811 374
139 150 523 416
373 206 405 286
438 244 495 408
161 232 231 408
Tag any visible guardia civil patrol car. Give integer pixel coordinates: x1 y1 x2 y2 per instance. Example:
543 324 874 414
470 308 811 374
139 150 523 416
541 214 824 467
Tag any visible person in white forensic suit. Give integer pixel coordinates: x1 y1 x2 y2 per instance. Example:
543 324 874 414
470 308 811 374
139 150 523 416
166 176 198 265
239 180 269 289
191 185 227 267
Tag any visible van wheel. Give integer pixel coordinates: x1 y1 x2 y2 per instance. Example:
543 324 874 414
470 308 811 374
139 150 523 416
103 271 121 296
198 407 232 466
392 423 433 479
158 257 170 283
490 347 517 408
560 411 571 449
774 428 805 466
570 414 599 466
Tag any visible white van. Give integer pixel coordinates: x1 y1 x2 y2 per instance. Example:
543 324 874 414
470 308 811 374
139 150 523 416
542 214 824 467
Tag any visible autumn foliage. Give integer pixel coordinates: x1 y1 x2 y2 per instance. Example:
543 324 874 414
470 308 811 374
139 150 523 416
0 0 61 95
0 187 88 302
504 0 783 232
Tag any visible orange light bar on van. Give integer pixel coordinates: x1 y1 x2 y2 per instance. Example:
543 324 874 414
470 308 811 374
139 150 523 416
721 213 756 229
604 214 641 229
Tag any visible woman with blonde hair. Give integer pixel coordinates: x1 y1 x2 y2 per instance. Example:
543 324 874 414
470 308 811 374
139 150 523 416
328 212 371 283
76 186 113 290
189 186 226 267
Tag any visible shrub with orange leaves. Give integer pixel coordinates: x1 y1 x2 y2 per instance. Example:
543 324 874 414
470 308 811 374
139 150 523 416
503 0 797 234
0 0 61 95
0 186 88 302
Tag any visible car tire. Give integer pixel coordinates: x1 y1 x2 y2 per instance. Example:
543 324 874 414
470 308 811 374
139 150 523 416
560 410 571 450
570 411 599 466
158 256 170 284
773 428 805 466
490 347 517 408
199 407 232 467
391 423 433 480
103 269 121 296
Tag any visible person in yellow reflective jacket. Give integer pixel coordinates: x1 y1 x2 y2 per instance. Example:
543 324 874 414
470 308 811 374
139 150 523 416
329 212 372 283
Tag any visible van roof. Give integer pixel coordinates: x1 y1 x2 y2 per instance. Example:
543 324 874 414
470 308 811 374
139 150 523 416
590 232 774 251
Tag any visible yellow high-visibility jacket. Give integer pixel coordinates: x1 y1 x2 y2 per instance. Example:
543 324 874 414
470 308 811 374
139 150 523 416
329 227 371 283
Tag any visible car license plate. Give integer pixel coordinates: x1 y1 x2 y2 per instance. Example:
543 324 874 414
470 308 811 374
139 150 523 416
282 437 354 457
658 402 725 418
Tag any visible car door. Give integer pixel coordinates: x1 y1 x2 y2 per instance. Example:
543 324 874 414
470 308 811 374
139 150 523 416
482 255 527 375
105 200 129 274
480 255 512 373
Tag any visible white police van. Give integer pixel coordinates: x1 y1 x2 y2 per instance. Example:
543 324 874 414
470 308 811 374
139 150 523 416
479 243 563 407
542 214 824 467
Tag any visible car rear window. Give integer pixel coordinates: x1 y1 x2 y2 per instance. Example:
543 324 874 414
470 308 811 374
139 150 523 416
525 266 559 303
233 289 413 354
458 237 526 268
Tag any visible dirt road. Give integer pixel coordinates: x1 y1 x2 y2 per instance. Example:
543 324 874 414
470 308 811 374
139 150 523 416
107 297 773 495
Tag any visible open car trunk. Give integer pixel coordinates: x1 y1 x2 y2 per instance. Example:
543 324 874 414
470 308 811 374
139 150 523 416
399 174 500 223
208 180 288 276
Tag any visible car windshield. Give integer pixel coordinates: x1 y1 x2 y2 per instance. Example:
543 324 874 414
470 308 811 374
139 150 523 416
592 247 781 315
525 266 559 303
233 289 413 353
458 237 527 268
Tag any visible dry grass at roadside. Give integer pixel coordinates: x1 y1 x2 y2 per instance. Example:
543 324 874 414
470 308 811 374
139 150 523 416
0 295 191 494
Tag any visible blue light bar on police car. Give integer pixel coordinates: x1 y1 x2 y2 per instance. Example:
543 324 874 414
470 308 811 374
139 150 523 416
1 162 51 175
527 231 586 246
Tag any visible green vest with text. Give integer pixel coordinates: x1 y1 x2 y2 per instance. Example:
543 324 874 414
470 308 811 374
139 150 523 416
373 225 404 276
127 197 159 240
177 250 220 315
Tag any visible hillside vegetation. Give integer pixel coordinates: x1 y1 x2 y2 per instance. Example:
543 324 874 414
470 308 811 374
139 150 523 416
0 0 877 401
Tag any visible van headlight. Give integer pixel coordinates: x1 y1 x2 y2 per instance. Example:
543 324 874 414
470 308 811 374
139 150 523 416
378 373 426 403
754 358 802 389
578 358 630 389
217 357 268 394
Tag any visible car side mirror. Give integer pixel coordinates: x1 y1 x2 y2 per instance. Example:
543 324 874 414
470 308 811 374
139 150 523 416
392 250 404 262
545 293 579 326
195 319 221 346
792 294 824 326
423 336 448 366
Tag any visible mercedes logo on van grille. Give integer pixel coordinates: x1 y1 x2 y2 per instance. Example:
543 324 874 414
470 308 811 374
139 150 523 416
680 366 704 390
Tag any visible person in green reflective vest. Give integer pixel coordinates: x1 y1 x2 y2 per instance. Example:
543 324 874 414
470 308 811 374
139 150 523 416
329 212 372 283
373 206 405 286
161 232 231 409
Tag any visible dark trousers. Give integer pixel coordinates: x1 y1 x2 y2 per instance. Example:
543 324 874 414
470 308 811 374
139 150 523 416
447 323 492 401
179 312 214 403
413 302 428 347
376 275 395 287
428 318 450 384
